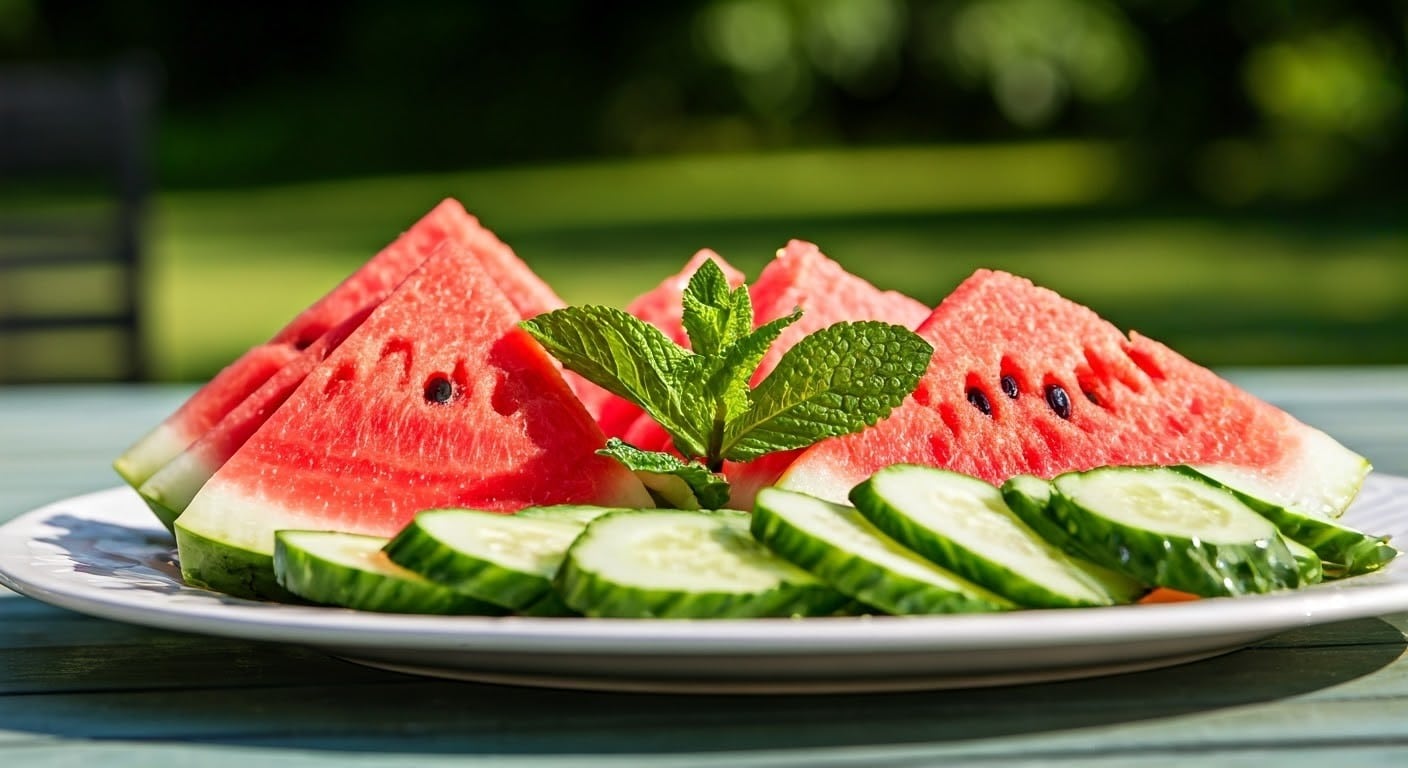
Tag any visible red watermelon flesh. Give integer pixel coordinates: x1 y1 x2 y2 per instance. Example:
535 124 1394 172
136 303 378 531
175 244 651 598
114 198 562 490
112 343 300 489
779 269 1369 518
592 249 746 438
614 241 933 508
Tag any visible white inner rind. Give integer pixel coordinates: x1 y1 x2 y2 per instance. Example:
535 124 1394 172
572 512 816 592
870 467 1110 603
759 488 990 594
1192 425 1370 520
1056 469 1276 543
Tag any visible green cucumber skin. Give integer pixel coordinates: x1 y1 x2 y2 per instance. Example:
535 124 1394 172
849 470 1116 609
1175 466 1398 577
999 476 1066 549
999 475 1147 603
1049 468 1304 597
272 531 506 615
554 511 849 619
750 492 1014 615
383 515 551 612
175 521 296 602
1285 539 1325 586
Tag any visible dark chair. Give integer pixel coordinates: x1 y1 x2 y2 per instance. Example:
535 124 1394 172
0 57 157 383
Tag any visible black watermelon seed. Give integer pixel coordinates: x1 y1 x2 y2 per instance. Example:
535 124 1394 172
1000 375 1019 399
424 376 455 404
966 387 993 416
1083 389 1100 405
1044 384 1071 419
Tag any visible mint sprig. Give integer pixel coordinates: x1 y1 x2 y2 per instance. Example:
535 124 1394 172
597 438 731 510
520 258 932 505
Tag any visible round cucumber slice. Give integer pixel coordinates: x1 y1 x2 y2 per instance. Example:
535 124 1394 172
751 487 1014 615
515 505 625 524
384 509 587 612
555 510 848 619
1176 466 1397 578
999 474 1146 602
849 465 1125 608
1050 466 1303 597
273 530 506 615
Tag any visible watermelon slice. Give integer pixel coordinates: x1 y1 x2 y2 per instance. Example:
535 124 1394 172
778 269 1370 519
113 198 564 491
175 244 652 599
112 343 301 489
592 249 746 438
136 304 378 530
613 240 931 508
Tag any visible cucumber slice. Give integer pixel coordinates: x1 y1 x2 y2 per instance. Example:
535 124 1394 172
384 509 587 612
555 509 848 619
515 505 625 524
998 474 1146 602
273 530 506 615
751 487 1014 615
1176 466 1397 578
1285 538 1324 585
1050 466 1303 597
849 465 1125 608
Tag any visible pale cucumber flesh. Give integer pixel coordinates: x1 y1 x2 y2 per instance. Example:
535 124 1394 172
1050 466 1302 597
851 465 1125 608
273 530 506 615
556 510 848 618
752 487 1014 615
384 508 588 611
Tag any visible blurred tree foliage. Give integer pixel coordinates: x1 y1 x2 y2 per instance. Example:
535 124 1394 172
3 0 1404 205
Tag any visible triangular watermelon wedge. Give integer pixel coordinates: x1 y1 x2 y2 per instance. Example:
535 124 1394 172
113 199 564 492
175 243 652 599
779 269 1370 518
613 240 932 508
136 303 378 530
592 249 746 438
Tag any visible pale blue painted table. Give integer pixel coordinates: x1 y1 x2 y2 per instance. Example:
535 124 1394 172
2 370 1407 767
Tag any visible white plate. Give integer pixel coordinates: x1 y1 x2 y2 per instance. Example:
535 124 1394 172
2 477 1407 695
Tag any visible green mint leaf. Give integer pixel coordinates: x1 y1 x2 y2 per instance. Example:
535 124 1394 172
520 307 710 457
597 438 732 510
708 307 802 427
681 258 752 357
720 321 933 461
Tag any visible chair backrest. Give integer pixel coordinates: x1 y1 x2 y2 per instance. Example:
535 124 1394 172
0 58 156 383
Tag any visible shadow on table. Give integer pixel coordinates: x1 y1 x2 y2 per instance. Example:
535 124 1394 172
0 602 1402 756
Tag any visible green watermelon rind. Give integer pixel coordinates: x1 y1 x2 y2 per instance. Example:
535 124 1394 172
1175 466 1396 578
175 520 293 601
1048 467 1304 598
849 467 1122 609
750 487 1015 616
553 510 850 619
272 530 507 615
383 509 587 612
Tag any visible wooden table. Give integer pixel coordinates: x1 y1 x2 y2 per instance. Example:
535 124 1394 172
2 370 1407 767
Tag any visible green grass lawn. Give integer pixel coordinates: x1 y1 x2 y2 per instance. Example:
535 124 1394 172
15 142 1406 381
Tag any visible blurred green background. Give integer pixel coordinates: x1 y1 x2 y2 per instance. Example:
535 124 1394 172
2 0 1405 381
